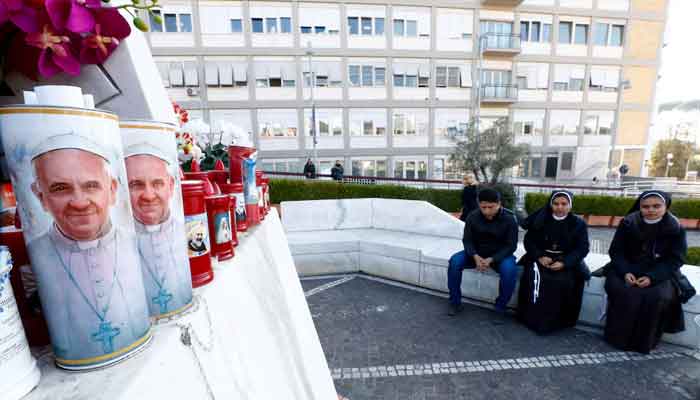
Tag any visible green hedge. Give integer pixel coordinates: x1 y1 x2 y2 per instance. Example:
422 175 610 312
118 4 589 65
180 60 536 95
525 192 700 219
269 179 516 212
688 247 700 266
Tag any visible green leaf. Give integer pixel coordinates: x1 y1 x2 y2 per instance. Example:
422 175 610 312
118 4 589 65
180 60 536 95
133 17 149 32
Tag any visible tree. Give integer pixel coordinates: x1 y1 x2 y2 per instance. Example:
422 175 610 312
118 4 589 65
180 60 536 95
449 117 529 184
649 139 695 178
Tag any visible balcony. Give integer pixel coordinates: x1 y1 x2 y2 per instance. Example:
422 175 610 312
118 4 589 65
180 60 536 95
481 33 521 56
480 84 518 103
480 0 524 6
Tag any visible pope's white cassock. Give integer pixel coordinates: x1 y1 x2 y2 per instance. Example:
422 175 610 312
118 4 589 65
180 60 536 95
28 224 151 364
135 214 193 316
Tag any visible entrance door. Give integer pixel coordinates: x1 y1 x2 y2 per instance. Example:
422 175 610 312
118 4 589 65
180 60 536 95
545 156 558 178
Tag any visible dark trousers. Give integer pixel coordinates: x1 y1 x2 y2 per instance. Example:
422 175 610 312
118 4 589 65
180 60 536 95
447 250 518 310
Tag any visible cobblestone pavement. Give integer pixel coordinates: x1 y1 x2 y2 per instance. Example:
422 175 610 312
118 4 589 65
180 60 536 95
301 276 700 400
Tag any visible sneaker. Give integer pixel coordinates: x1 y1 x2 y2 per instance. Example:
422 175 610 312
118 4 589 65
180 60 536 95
448 303 464 316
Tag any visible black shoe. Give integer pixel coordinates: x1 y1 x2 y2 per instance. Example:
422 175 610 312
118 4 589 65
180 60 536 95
448 303 464 316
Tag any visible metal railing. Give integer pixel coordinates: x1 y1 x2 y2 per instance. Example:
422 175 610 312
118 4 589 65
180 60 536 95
480 84 518 101
263 171 626 207
481 32 521 52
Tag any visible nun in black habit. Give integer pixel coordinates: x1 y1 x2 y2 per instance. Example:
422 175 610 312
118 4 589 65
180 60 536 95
603 190 686 354
517 191 590 334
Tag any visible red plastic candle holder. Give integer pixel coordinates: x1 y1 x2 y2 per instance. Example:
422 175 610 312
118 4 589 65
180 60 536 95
205 194 234 262
220 182 247 233
181 180 214 288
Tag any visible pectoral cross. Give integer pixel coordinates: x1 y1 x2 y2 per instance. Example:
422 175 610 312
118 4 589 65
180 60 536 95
153 288 173 314
92 321 120 354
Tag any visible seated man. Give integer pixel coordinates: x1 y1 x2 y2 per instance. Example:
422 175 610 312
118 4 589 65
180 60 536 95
447 188 519 316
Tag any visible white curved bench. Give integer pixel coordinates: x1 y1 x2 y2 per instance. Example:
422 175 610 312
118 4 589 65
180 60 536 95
282 198 700 349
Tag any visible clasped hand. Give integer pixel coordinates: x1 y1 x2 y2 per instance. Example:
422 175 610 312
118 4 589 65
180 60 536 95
473 255 493 272
624 273 651 288
537 256 564 271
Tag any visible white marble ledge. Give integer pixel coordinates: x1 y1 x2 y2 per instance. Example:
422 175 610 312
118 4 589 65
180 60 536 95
25 211 337 400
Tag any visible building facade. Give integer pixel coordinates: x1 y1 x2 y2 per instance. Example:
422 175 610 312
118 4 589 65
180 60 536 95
143 0 668 180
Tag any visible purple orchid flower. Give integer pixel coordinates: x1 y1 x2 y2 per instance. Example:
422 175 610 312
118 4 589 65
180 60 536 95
45 0 101 33
80 7 130 64
0 0 39 33
25 23 81 77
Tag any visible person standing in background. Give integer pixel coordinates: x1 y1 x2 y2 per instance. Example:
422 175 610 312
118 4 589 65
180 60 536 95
459 174 478 222
303 158 316 179
331 160 344 181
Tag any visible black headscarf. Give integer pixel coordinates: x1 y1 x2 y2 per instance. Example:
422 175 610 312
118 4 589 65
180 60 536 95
626 190 672 216
521 190 575 230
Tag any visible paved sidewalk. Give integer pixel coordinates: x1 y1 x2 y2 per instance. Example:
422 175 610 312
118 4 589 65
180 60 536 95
302 275 700 400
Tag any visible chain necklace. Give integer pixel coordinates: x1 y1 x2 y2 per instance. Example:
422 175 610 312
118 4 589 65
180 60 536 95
177 295 216 400
50 233 121 354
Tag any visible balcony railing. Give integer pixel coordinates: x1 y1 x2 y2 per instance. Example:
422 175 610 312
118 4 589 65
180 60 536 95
480 84 518 102
481 33 521 54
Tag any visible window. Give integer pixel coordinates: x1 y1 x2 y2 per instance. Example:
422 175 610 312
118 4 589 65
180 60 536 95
542 23 552 42
549 110 581 135
611 25 624 46
362 65 373 86
375 67 385 86
375 18 384 35
594 23 608 45
230 19 242 33
150 10 163 32
561 152 574 171
574 24 588 44
513 110 545 136
304 109 343 137
436 67 447 87
519 157 542 178
553 64 585 91
531 22 540 42
594 22 624 46
363 120 374 135
435 109 469 137
436 65 470 88
520 22 529 42
349 65 360 86
393 110 427 136
394 19 404 36
301 26 312 34
393 74 405 87
205 61 247 88
252 18 263 33
258 110 298 137
589 66 620 92
179 14 192 32
280 17 291 33
406 20 417 37
558 21 572 43
361 17 372 34
351 160 387 177
266 17 277 33
314 26 325 34
583 110 614 135
348 17 359 35
165 13 177 32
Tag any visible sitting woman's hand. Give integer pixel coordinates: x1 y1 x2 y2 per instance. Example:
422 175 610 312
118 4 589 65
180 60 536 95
538 256 553 266
625 273 637 286
549 261 564 271
636 276 651 288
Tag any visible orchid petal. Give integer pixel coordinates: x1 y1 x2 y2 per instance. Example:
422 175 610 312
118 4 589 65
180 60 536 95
45 0 70 31
10 6 38 32
65 1 94 33
37 50 62 78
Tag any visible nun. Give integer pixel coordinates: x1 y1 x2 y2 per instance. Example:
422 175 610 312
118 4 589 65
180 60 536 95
517 191 590 334
603 190 686 353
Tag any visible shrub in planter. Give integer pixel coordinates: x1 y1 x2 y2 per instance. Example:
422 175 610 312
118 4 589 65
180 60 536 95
688 247 700 266
524 193 700 221
268 179 516 212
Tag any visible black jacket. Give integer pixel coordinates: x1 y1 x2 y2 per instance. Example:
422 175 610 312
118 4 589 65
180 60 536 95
303 162 316 178
331 164 344 181
521 208 591 279
608 211 687 285
459 185 479 221
463 207 518 265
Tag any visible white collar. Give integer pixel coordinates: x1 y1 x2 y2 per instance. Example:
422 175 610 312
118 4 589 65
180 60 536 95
643 216 663 225
134 213 174 234
49 222 116 251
